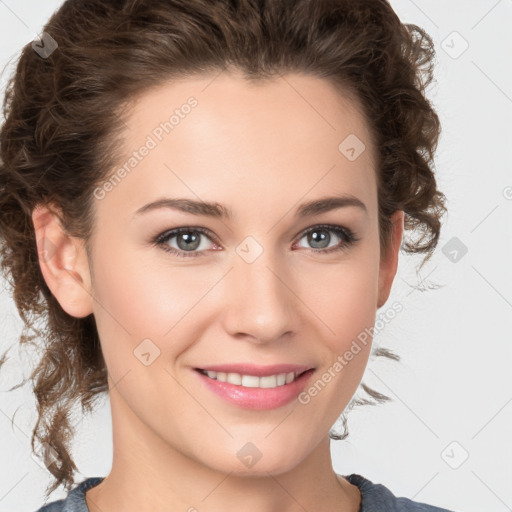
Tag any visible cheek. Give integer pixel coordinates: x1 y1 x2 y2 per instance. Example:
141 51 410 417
299 265 377 398
298 254 379 348
89 240 221 375
90 237 195 331
293 245 379 404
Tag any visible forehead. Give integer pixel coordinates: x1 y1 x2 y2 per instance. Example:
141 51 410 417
98 71 377 221
125 70 374 155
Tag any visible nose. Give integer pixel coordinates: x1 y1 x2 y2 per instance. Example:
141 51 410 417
221 248 298 345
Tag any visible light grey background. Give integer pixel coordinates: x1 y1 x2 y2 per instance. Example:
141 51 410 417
0 1 511 511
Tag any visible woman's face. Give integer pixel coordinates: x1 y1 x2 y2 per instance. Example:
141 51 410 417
50 71 402 476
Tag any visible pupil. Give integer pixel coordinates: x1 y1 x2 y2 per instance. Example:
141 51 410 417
309 230 329 249
178 231 200 251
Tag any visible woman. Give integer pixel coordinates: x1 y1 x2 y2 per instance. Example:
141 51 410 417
0 0 453 510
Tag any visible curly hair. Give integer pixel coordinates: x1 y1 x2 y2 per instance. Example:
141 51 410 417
0 0 447 499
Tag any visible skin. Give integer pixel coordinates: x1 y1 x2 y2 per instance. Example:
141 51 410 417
32 71 404 512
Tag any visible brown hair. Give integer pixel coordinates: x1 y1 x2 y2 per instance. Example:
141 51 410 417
0 0 446 498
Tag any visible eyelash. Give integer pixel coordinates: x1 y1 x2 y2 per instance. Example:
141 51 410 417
152 224 359 259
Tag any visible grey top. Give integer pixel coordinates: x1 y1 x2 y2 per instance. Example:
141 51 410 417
34 474 457 512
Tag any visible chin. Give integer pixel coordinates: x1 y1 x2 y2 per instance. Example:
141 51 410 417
213 457 302 478
201 436 308 477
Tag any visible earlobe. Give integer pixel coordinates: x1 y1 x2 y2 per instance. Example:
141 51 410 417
377 210 404 309
32 203 94 318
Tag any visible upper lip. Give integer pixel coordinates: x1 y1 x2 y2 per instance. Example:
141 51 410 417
195 363 314 377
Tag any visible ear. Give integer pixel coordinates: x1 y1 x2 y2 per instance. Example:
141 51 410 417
32 203 94 318
377 210 404 309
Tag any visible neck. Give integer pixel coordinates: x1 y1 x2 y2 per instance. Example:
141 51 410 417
85 392 361 512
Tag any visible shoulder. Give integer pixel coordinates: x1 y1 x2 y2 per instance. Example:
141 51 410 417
343 473 457 512
33 477 105 512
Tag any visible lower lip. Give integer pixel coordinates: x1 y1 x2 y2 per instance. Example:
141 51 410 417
194 369 315 410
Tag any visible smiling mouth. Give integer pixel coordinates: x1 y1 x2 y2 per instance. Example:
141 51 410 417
195 368 312 389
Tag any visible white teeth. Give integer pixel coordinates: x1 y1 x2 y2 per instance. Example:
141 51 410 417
241 375 260 387
226 372 242 385
201 370 304 388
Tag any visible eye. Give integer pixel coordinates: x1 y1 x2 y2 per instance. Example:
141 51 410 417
153 224 359 258
293 224 358 254
154 227 218 258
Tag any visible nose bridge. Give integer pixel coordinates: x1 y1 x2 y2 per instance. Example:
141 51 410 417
225 238 295 342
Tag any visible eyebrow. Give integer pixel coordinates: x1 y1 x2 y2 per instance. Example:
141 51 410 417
133 194 367 219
